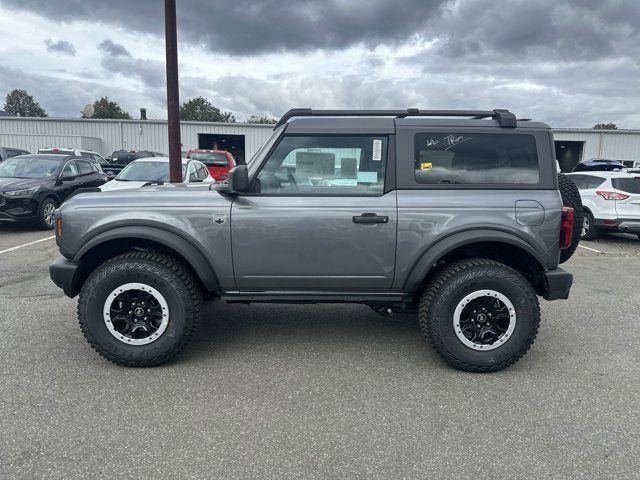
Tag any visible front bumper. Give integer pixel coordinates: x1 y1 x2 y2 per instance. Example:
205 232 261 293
0 196 38 223
542 268 573 301
49 256 81 298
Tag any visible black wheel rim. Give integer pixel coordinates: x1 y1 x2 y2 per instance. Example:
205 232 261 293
103 283 169 345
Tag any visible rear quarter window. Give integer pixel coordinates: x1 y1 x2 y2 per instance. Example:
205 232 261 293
414 133 539 185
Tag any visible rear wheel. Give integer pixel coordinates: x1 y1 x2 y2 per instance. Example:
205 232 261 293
558 173 583 263
78 251 202 367
419 258 540 373
581 211 598 240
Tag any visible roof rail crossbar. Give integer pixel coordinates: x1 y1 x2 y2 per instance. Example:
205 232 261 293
274 108 518 128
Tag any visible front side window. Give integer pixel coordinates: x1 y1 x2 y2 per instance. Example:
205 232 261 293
256 136 387 195
414 133 539 185
62 161 79 177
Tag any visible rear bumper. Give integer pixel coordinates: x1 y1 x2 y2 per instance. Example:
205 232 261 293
49 256 81 298
543 268 573 301
595 218 640 233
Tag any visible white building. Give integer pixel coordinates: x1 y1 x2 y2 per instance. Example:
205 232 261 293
0 116 639 171
0 116 273 164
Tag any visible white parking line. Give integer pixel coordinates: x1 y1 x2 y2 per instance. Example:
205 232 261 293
0 236 55 255
578 244 602 254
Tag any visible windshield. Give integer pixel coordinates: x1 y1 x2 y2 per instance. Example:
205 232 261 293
116 161 186 182
248 125 285 176
0 157 61 178
188 152 228 165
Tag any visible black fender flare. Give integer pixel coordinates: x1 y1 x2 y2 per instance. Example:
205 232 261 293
403 229 546 293
73 225 221 293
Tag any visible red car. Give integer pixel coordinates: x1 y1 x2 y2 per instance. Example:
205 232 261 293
185 149 236 181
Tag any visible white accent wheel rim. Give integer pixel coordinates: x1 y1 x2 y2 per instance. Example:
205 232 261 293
453 289 517 351
103 283 170 345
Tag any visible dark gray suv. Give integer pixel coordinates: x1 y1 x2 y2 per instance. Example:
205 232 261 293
50 108 577 372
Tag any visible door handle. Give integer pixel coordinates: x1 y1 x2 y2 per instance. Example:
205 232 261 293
352 213 389 224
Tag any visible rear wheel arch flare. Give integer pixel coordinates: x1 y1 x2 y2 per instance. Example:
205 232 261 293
406 232 547 296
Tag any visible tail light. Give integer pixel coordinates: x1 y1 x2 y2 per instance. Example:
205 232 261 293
219 173 228 180
560 207 574 250
596 190 629 200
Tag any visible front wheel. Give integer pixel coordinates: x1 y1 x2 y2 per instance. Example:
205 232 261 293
37 198 57 230
78 251 202 367
419 258 540 372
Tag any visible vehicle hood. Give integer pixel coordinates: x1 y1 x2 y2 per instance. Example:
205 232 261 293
0 177 52 192
100 180 149 191
65 182 228 209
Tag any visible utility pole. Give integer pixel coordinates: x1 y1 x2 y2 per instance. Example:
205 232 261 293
164 0 182 183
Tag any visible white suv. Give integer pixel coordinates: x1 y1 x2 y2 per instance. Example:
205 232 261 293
568 172 640 240
37 148 107 167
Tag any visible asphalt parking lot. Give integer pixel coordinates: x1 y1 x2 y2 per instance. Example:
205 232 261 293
1 226 639 479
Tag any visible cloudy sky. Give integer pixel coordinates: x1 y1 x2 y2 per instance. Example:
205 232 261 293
0 0 638 127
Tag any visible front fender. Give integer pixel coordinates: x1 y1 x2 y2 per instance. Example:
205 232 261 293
74 225 221 293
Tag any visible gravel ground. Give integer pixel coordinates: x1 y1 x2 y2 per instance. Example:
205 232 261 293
0 225 639 479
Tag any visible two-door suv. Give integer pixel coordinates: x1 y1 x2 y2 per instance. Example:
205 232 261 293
50 108 576 372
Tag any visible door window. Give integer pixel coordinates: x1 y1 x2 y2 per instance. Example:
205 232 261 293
196 163 209 180
77 160 93 176
256 136 387 195
62 161 79 177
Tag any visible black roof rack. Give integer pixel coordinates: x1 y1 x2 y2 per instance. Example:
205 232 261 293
274 108 518 129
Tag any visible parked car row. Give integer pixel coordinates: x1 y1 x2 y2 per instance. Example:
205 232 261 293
0 146 235 230
567 171 640 240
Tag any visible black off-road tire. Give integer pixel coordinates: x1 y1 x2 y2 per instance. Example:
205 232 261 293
419 258 540 373
581 210 599 241
37 197 58 230
78 251 202 367
558 173 583 263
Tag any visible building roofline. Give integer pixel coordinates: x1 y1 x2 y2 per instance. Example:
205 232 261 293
0 116 274 128
553 128 640 134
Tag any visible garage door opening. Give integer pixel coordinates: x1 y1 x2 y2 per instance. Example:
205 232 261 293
198 134 246 164
555 141 584 172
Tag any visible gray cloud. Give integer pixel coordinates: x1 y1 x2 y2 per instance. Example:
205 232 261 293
0 64 150 118
3 0 639 58
1 0 639 127
97 39 164 89
97 39 131 57
45 39 76 56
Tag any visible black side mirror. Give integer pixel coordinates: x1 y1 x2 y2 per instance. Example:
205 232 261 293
227 165 250 193
62 175 76 181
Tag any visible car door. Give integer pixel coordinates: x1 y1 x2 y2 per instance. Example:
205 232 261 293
76 159 104 188
56 160 83 201
230 134 397 292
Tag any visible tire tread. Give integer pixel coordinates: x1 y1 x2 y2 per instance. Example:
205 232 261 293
78 251 202 367
419 258 540 373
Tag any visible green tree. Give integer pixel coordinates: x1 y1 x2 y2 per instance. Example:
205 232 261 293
91 96 132 119
246 114 277 124
4 89 48 117
593 122 617 130
179 96 235 122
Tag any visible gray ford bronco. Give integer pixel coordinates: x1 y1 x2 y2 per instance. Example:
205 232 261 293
50 108 580 372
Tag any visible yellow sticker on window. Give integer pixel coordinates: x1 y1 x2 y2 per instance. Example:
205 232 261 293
420 162 433 171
